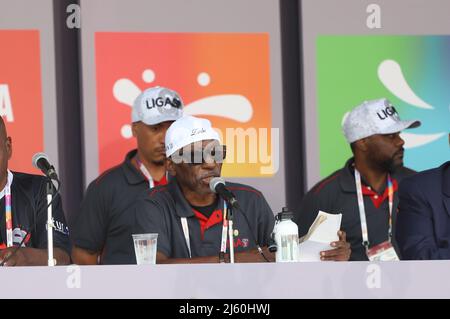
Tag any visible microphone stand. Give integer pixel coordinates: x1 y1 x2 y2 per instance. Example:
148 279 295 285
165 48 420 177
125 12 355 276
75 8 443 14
46 180 56 267
227 205 235 263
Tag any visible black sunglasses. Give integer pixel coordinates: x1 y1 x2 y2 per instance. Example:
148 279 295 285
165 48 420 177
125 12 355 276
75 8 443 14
171 145 227 165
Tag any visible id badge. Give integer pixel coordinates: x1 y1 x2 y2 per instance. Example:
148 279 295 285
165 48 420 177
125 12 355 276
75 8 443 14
366 241 399 261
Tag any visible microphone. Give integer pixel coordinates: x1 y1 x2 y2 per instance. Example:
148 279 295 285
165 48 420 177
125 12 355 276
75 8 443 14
209 177 239 209
32 152 59 180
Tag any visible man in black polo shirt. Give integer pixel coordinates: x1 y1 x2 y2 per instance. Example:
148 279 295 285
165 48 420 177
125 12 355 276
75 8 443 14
294 98 420 261
71 86 183 264
133 116 351 263
0 117 70 266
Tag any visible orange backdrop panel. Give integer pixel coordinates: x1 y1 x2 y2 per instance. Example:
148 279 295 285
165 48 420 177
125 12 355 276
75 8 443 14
96 32 273 177
0 30 44 174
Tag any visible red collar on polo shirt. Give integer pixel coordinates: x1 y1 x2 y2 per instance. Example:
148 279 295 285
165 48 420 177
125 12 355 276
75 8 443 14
153 174 168 187
361 178 398 209
192 209 223 240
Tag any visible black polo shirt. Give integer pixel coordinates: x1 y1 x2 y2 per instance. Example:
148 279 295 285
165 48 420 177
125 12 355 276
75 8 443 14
72 149 166 264
0 172 70 253
293 158 415 261
132 179 275 259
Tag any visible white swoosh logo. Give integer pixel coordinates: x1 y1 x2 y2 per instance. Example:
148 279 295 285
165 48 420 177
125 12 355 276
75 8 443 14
113 79 254 124
378 60 434 110
400 132 446 149
184 95 253 123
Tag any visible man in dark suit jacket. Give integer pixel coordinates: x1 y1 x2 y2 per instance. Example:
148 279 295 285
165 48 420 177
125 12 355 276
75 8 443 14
396 161 450 260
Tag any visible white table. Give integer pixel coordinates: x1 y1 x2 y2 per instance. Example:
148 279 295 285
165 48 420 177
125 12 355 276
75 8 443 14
1 261 449 298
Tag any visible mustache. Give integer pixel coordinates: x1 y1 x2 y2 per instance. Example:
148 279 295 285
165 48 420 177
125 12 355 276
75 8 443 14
199 172 220 179
394 148 405 156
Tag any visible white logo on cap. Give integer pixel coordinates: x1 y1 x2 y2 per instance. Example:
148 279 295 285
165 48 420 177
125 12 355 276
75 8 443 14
376 105 399 121
191 128 206 136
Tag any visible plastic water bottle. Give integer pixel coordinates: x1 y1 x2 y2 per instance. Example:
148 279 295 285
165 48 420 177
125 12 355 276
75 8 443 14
274 207 299 262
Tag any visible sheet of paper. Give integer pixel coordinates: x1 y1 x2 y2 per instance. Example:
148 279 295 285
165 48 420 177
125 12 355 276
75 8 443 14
298 241 333 262
298 211 342 262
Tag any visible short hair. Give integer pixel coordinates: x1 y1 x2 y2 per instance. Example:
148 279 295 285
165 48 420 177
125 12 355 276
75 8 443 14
350 142 356 154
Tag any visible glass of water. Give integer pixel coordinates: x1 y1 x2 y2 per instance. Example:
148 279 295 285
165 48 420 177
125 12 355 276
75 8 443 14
132 233 158 265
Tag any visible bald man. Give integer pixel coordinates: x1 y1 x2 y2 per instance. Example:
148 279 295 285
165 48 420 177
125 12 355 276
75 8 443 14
0 117 70 266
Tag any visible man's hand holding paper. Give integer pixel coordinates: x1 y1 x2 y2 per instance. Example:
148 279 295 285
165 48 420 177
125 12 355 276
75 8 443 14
298 211 351 261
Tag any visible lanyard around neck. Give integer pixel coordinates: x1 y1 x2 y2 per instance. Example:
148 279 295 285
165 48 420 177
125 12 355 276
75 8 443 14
135 156 168 189
354 168 394 249
2 170 14 247
220 202 228 256
180 217 192 258
135 156 154 188
180 200 226 259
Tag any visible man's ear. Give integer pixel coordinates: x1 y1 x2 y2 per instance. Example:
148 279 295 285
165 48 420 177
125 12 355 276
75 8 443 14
354 138 368 152
131 122 139 138
6 137 12 160
166 158 176 176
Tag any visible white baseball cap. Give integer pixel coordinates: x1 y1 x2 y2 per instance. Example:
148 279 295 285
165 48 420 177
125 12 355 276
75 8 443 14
165 116 221 157
342 98 421 143
132 86 184 125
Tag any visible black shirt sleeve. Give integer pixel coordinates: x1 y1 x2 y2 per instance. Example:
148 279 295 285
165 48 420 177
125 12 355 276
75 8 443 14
133 196 171 258
293 190 322 238
71 181 109 253
255 195 275 246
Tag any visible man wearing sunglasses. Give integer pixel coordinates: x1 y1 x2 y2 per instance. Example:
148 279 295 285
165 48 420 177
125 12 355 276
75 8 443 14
71 86 183 264
132 116 274 263
133 116 350 263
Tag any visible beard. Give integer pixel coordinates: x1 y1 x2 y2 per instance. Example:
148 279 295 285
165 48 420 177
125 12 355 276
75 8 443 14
152 159 165 166
379 157 398 173
150 150 167 166
378 150 404 173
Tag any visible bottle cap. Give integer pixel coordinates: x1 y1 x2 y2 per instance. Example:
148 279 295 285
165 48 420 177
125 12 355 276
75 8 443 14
277 207 294 221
